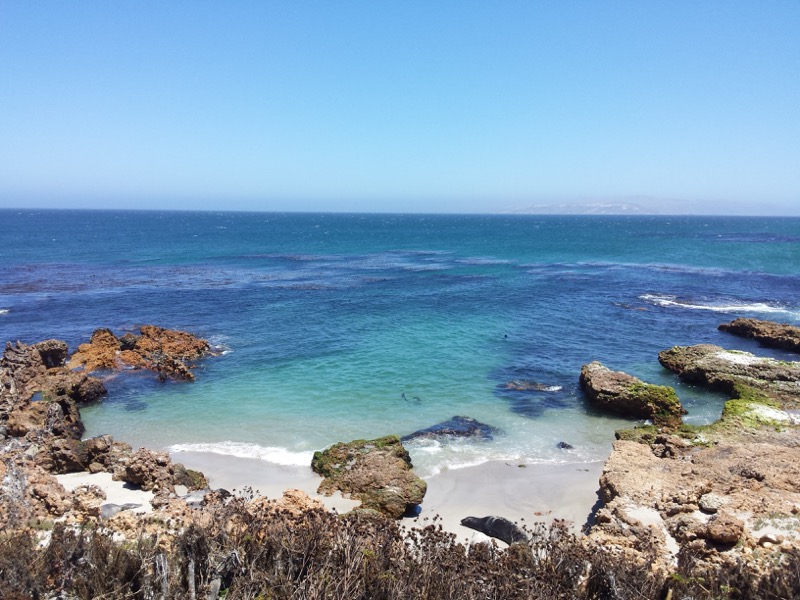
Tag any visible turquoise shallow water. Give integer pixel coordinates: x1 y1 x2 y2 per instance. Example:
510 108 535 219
1 211 799 476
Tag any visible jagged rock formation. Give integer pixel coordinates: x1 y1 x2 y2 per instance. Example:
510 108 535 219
311 435 427 518
719 317 800 353
69 325 214 380
579 361 684 428
1 340 106 442
0 330 212 532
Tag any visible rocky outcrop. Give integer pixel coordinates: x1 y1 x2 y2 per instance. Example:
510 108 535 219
719 317 800 353
658 344 800 408
590 431 800 567
579 361 684 428
591 324 800 578
1 340 105 442
311 435 427 518
401 415 499 442
0 329 216 536
69 325 214 381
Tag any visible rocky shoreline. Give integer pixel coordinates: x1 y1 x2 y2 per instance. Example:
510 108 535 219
584 317 800 583
2 318 800 597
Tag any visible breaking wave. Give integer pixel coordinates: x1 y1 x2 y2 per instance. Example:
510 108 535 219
640 294 798 316
169 441 314 466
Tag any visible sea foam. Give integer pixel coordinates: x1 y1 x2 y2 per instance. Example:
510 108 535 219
169 441 314 466
640 294 797 316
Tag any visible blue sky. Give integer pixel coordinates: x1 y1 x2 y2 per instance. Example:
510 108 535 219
1 2 799 214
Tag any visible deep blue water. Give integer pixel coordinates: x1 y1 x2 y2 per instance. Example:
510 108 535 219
1 210 799 475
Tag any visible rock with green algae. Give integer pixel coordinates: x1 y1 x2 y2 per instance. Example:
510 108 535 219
311 435 427 519
579 361 684 428
658 344 800 409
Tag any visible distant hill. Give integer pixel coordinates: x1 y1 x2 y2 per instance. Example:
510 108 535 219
505 197 794 216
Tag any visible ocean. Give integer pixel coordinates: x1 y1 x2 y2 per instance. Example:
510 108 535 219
1 210 799 477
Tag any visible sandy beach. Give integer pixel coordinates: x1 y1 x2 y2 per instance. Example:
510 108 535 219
171 450 605 544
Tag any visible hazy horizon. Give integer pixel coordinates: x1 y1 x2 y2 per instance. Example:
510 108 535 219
2 2 798 216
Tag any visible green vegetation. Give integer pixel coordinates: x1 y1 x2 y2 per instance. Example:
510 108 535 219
311 435 408 478
626 382 683 428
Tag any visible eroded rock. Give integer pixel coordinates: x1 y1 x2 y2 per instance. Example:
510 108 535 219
580 361 684 428
704 511 745 546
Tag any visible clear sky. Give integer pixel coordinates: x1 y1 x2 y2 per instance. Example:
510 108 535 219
1 2 799 214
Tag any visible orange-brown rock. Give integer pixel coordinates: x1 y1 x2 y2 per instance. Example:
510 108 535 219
704 511 745 546
69 325 213 381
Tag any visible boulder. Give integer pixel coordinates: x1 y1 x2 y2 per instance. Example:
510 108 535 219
401 415 499 442
698 493 726 514
719 318 800 353
704 511 745 546
72 484 107 519
579 361 684 428
121 448 176 494
36 437 89 473
173 463 209 491
311 435 426 518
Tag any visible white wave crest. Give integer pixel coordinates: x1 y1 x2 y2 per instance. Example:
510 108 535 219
169 441 314 466
640 294 797 316
0 309 8 315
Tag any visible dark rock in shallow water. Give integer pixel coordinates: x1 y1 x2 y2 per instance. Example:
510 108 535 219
503 380 562 392
401 416 499 442
556 441 574 450
461 515 529 545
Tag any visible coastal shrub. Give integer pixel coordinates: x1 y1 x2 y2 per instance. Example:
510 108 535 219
2 505 799 599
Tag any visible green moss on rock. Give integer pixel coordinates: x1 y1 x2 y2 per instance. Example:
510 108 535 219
311 435 426 519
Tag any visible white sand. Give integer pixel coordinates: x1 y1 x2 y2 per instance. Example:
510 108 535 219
171 450 360 514
172 450 604 544
56 471 154 514
54 451 604 546
409 461 604 544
